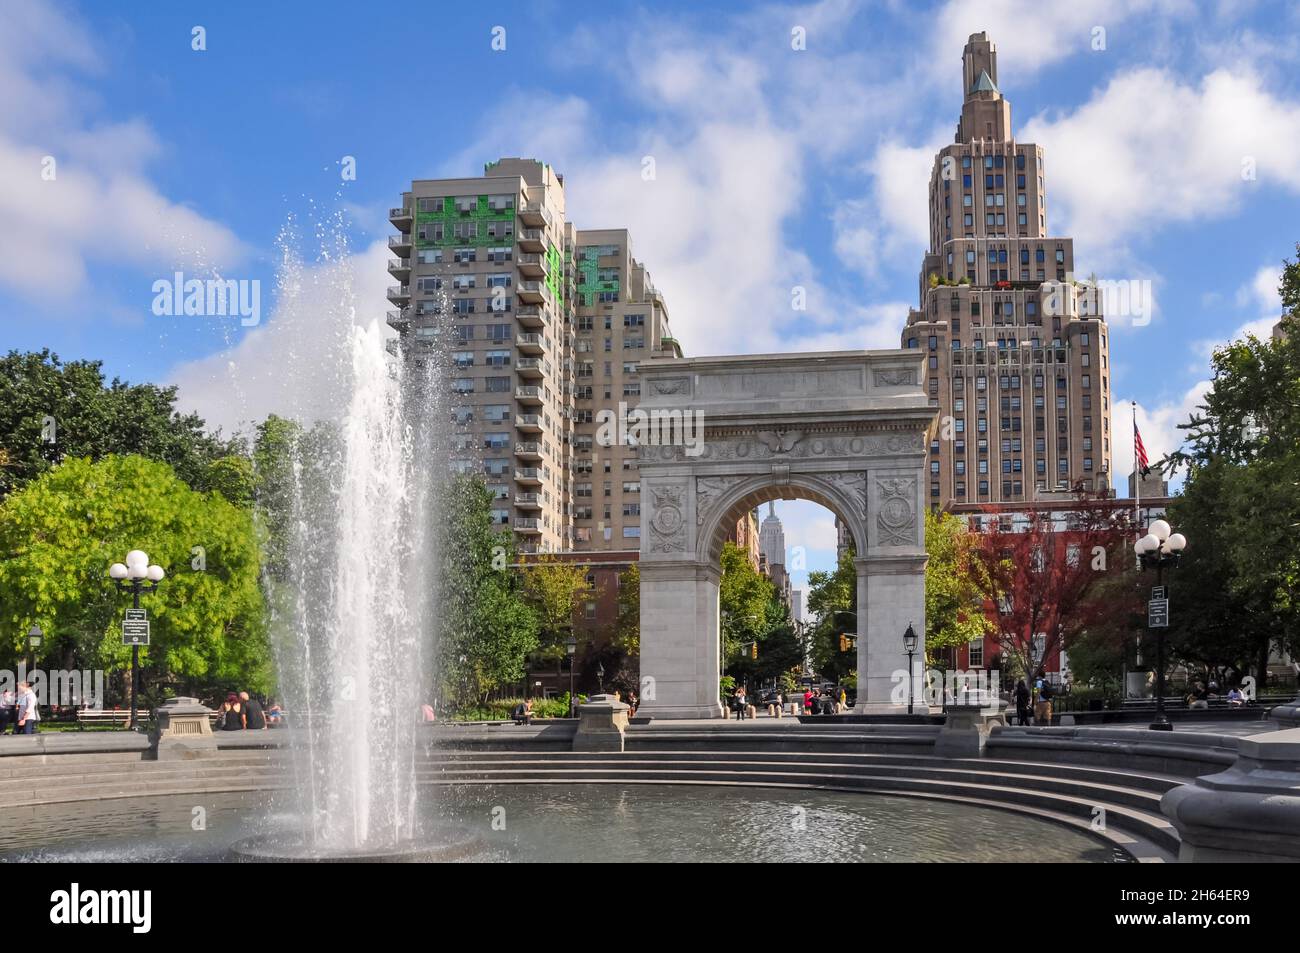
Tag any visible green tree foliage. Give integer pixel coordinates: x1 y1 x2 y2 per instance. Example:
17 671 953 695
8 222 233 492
0 350 236 498
1162 283 1300 682
521 556 589 660
0 454 269 697
719 541 776 670
924 509 994 658
438 476 538 707
615 563 640 657
806 549 856 682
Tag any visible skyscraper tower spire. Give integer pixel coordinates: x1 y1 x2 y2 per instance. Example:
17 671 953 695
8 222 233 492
901 33 1112 507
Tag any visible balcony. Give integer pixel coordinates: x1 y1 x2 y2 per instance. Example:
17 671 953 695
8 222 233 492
386 284 410 303
387 257 411 279
517 253 547 278
519 203 552 228
517 280 549 305
514 492 542 509
515 414 542 433
518 229 545 252
389 206 413 228
515 386 544 405
516 306 546 329
516 357 546 379
516 333 545 354
514 441 542 461
388 233 412 255
513 467 542 485
386 308 411 331
513 518 542 534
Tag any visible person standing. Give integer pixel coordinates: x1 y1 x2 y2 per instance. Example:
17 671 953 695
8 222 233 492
1 687 15 734
1014 679 1031 727
15 682 39 735
240 691 266 730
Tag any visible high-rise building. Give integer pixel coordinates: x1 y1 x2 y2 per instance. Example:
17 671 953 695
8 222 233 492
902 33 1113 507
569 228 682 551
387 159 681 555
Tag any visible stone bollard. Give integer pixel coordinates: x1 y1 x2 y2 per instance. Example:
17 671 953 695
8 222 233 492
573 693 630 753
1161 727 1300 862
934 701 1007 757
149 696 218 760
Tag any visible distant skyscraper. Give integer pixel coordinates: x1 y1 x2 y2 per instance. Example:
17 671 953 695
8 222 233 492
902 32 1113 507
759 502 786 568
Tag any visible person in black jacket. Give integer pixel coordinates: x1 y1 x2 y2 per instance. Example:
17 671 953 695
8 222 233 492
1014 679 1031 726
240 691 266 730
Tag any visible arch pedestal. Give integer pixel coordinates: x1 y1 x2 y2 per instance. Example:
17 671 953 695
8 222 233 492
635 351 937 719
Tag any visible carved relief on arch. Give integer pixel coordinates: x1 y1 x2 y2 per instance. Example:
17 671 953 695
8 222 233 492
647 482 689 553
875 477 917 546
695 475 748 526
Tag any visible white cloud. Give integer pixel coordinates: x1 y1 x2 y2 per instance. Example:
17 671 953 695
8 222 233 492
1020 68 1300 270
0 0 245 305
169 239 393 437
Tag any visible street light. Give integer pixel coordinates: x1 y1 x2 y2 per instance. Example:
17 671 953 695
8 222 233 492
109 550 165 730
903 623 918 715
596 661 605 695
1134 519 1187 731
27 623 42 675
565 634 577 715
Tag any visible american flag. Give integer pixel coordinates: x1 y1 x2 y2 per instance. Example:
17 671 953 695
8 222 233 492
1134 417 1150 475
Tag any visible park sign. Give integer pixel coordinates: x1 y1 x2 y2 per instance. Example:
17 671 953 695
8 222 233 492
122 608 150 646
1148 598 1169 628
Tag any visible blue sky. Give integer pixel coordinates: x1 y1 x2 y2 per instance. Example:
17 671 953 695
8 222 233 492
3 0 1299 599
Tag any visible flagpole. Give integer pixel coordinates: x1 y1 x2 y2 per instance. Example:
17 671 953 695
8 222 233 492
1133 401 1140 567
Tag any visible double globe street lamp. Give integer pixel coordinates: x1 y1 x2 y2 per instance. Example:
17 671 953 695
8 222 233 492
1134 519 1187 731
109 550 166 730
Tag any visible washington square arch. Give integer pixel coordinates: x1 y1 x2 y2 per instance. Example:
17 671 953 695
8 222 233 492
634 349 938 719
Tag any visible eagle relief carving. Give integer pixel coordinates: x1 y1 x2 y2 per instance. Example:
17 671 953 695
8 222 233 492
756 429 804 454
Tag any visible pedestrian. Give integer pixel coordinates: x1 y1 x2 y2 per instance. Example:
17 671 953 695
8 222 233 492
733 686 747 720
1033 672 1054 725
1014 679 1031 726
802 687 814 715
15 681 39 735
218 692 245 730
1 687 15 734
628 690 638 717
240 691 266 730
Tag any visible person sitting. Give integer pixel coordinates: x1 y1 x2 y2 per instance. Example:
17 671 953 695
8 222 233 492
512 699 534 725
1226 687 1245 707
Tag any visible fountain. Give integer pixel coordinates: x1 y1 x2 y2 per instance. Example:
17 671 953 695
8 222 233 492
228 224 475 861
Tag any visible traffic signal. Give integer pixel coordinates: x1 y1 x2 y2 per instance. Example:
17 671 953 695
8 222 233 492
839 633 849 652
750 642 758 660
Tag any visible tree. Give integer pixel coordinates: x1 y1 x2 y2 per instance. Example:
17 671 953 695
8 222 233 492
966 494 1132 685
806 549 857 682
521 556 589 661
438 476 538 707
1164 251 1300 684
0 455 269 700
0 350 236 498
719 541 775 673
924 509 994 660
615 563 640 657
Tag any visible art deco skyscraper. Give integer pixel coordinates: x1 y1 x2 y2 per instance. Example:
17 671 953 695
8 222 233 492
903 33 1113 506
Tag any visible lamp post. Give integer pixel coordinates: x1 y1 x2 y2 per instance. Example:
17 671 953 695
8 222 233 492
596 661 605 695
565 634 577 715
109 550 165 730
26 624 42 676
903 623 918 715
1134 519 1187 732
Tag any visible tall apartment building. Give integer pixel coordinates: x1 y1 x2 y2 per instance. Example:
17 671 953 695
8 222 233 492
569 228 683 551
902 33 1113 507
387 159 681 555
